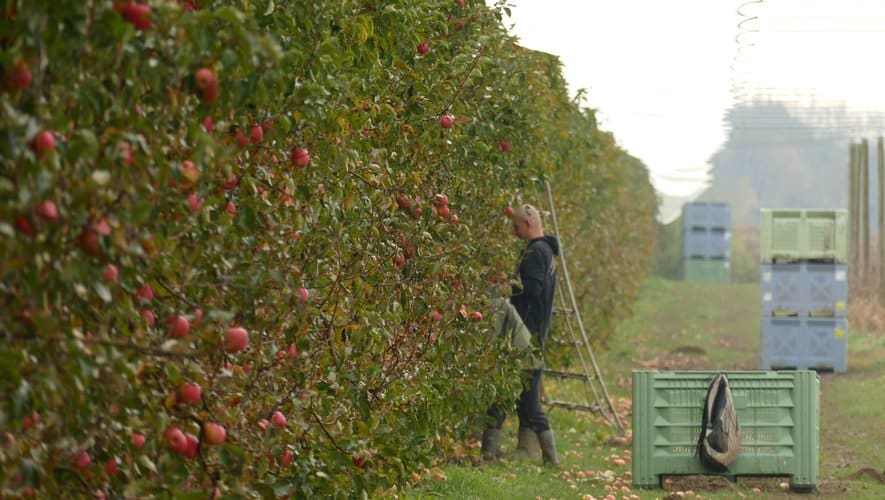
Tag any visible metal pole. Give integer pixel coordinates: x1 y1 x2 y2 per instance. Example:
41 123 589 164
849 143 858 278
878 137 884 297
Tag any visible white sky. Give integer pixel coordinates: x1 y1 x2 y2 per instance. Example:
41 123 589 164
494 0 885 223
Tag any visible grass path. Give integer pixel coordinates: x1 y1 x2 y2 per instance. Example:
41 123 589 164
407 277 885 499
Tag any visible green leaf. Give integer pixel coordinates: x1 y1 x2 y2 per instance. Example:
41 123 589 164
131 201 153 224
138 455 158 474
0 348 23 389
94 282 112 303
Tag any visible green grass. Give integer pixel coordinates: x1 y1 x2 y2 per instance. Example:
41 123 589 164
406 276 885 500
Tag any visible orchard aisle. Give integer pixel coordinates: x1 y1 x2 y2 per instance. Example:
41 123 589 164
410 277 885 499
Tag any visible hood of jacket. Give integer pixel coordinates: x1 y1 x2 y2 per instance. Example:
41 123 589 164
531 235 560 256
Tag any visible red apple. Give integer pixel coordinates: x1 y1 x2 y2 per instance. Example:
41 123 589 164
36 201 59 223
3 61 32 90
432 310 442 322
258 419 269 430
438 205 450 219
140 310 155 326
104 458 118 476
450 214 459 224
79 229 101 256
165 427 187 454
439 115 453 129
471 311 483 321
181 160 199 184
412 207 423 219
290 147 310 168
288 344 298 360
177 382 201 405
135 283 154 303
417 42 430 55
226 201 236 215
194 68 216 91
298 287 309 304
132 433 146 449
500 141 510 152
103 264 119 282
202 116 214 133
72 451 91 471
183 433 199 459
201 82 218 102
180 0 201 12
396 195 412 210
119 3 152 31
280 449 293 466
352 454 367 468
250 124 263 144
188 192 200 213
118 141 134 166
166 314 190 338
434 193 449 206
193 308 203 325
235 129 248 148
504 205 514 216
393 253 405 268
14 215 33 237
203 423 226 445
29 130 56 158
93 218 111 236
223 173 238 190
456 0 465 7
271 411 286 429
224 326 249 353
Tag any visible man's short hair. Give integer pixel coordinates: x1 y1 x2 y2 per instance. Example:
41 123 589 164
513 204 542 226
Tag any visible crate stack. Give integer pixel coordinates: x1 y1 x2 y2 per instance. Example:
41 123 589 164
681 202 731 283
759 209 849 372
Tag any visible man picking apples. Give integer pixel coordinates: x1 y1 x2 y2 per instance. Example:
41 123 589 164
482 204 560 467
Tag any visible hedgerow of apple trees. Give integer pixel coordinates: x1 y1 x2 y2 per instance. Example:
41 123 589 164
0 0 657 497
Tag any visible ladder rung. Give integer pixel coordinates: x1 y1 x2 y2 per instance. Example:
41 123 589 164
542 369 595 380
544 400 603 413
553 306 576 314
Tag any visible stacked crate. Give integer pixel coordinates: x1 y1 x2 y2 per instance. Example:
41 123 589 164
681 202 731 283
759 209 849 372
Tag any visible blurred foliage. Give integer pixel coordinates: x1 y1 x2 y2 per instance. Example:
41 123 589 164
0 0 656 496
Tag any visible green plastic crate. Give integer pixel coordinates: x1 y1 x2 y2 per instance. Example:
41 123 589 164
682 258 730 283
760 209 848 263
632 370 819 491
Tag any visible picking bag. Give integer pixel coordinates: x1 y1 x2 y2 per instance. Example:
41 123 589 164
696 372 741 470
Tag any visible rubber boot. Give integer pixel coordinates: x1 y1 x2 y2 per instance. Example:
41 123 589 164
481 428 503 460
515 426 540 459
537 429 560 467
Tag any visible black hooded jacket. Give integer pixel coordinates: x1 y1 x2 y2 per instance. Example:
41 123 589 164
510 235 559 347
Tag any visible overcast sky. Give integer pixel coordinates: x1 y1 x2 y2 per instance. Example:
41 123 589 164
494 0 885 223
